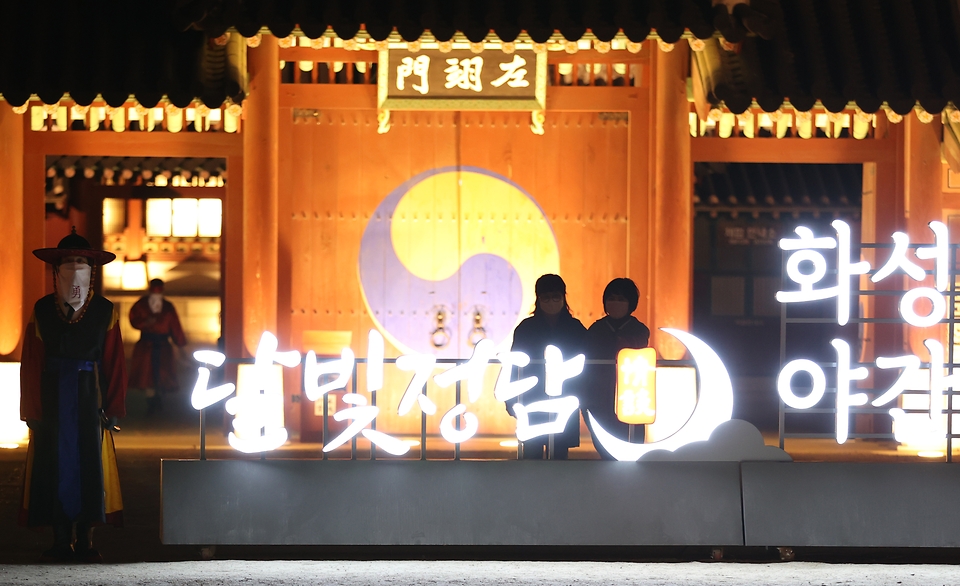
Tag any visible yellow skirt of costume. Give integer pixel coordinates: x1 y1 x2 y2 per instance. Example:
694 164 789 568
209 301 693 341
20 429 124 527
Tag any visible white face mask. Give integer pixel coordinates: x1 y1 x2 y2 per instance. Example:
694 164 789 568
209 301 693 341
57 262 92 312
148 292 163 314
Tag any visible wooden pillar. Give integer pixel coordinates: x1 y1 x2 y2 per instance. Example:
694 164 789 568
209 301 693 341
0 107 23 358
23 127 46 358
124 199 144 260
860 121 906 434
224 154 244 367
651 44 693 359
627 69 652 327
242 35 280 356
904 117 945 357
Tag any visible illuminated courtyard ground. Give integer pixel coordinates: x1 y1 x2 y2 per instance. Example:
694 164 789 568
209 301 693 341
2 560 960 586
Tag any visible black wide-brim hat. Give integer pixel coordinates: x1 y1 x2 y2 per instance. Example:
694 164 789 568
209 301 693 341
33 227 116 265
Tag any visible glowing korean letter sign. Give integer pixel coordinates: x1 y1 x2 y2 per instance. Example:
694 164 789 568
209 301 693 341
227 332 300 453
192 328 732 458
191 350 236 410
776 220 954 446
775 220 868 326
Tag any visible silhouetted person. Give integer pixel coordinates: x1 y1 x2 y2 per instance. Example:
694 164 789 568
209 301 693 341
583 278 650 460
505 274 586 460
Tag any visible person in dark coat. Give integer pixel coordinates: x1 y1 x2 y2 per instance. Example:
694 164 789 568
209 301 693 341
19 229 126 562
505 274 587 460
582 278 651 460
128 279 186 414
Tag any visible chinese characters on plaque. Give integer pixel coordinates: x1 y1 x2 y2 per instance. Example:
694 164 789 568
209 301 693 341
389 51 535 99
379 48 545 122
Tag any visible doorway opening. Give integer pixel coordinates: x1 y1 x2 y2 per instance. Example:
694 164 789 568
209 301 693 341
45 155 226 426
693 162 863 432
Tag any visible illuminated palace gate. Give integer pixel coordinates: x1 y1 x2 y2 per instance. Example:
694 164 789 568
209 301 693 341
163 46 960 549
777 220 960 458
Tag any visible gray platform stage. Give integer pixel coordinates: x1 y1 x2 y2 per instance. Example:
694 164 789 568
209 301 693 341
740 462 960 547
161 459 960 547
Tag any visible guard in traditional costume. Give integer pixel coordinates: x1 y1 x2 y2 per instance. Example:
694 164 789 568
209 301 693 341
128 278 186 414
19 228 126 563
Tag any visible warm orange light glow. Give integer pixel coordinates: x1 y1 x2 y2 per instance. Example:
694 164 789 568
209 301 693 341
101 260 123 290
616 347 658 425
121 260 148 291
172 199 199 237
197 199 223 237
301 330 353 356
0 363 29 446
145 199 172 237
102 198 125 235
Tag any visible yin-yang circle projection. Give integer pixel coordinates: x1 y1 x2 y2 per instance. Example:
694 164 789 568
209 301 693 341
358 167 560 358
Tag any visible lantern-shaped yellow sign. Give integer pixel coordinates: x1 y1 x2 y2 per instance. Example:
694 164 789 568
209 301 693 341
616 347 657 424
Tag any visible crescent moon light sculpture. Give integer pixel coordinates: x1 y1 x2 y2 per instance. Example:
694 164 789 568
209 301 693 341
588 328 734 462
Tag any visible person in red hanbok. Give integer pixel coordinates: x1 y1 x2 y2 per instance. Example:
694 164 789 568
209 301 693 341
128 279 186 414
20 228 126 563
